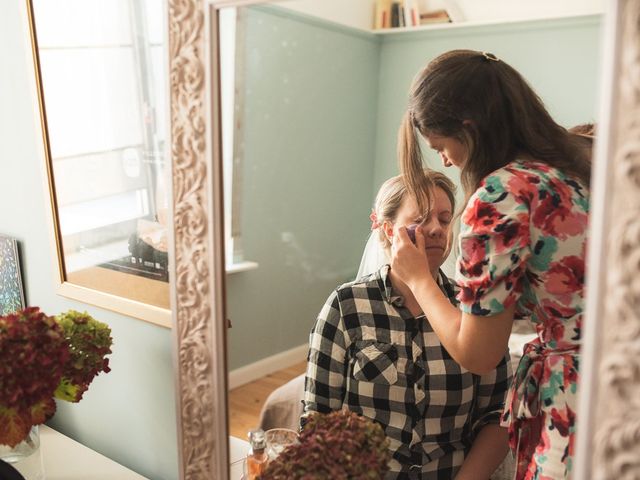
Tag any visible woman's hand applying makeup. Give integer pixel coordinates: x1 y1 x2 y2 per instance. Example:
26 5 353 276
390 226 431 290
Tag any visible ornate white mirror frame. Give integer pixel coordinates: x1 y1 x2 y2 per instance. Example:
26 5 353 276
574 0 640 478
168 0 640 478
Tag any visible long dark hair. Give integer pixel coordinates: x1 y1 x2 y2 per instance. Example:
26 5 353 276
398 49 592 208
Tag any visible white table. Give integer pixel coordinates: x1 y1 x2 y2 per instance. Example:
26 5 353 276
18 426 250 480
11 426 251 480
38 425 148 479
230 436 250 479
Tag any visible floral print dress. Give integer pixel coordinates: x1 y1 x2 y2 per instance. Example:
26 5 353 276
455 160 589 480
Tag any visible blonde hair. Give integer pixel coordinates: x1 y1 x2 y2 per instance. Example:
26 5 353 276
373 169 456 256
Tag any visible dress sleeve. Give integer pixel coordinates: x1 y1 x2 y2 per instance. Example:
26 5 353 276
471 351 512 434
302 289 349 422
455 171 531 316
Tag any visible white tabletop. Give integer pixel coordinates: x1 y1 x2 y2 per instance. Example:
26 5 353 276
13 426 252 480
39 425 148 480
230 436 250 479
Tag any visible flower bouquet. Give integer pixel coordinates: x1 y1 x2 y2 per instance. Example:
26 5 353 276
0 307 113 448
259 410 391 480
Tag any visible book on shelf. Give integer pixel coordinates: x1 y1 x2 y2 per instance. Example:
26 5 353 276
374 0 433 30
403 0 420 27
419 9 452 25
391 1 400 27
373 0 391 29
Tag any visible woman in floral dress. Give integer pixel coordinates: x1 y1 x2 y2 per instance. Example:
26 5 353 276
391 50 592 479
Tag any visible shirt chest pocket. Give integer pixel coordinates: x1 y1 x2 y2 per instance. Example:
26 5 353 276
351 341 398 385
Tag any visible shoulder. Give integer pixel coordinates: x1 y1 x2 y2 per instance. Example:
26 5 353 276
463 162 533 225
474 161 543 202
331 269 385 304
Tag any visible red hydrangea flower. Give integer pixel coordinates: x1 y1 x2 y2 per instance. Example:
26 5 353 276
260 410 390 479
0 307 69 447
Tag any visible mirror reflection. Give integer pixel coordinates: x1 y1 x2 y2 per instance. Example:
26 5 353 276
220 1 600 476
31 0 170 312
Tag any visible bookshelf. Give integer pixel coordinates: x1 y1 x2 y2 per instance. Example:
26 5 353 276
371 12 601 35
277 0 604 37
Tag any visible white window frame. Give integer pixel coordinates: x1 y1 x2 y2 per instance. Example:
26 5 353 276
219 7 257 274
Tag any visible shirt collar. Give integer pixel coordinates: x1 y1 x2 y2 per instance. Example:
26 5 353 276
377 265 452 306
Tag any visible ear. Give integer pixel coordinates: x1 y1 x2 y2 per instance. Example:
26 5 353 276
462 119 475 128
382 220 394 243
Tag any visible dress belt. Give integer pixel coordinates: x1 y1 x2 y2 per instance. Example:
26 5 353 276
501 337 580 451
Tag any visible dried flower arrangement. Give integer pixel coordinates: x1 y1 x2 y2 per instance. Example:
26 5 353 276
0 307 112 447
259 410 391 479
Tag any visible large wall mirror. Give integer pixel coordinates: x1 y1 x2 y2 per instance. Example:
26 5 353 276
28 0 171 327
218 0 601 448
171 0 640 478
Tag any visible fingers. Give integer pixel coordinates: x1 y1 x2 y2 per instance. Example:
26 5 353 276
414 227 425 250
396 226 410 244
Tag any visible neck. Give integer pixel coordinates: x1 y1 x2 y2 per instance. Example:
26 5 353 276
388 268 440 315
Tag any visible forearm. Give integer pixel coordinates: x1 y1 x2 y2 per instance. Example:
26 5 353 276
410 275 513 374
455 424 509 480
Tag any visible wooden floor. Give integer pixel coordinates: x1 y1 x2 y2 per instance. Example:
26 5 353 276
228 361 306 440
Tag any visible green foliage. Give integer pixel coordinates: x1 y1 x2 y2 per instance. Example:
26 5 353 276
54 310 113 403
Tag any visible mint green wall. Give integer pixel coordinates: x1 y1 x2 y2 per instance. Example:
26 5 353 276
373 15 602 189
226 6 380 370
1 3 177 479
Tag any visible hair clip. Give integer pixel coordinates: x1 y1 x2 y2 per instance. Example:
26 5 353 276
370 210 381 231
482 52 500 62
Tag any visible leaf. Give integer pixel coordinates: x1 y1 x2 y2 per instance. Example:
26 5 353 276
54 378 82 403
29 398 56 425
0 406 31 448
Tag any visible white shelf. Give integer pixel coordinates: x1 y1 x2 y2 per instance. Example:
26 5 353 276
226 260 259 274
372 12 602 35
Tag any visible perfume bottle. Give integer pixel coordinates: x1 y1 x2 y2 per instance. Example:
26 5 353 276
245 429 268 480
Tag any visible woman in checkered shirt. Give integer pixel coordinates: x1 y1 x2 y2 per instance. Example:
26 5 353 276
303 170 512 479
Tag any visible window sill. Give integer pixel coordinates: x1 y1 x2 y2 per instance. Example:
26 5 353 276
226 260 259 274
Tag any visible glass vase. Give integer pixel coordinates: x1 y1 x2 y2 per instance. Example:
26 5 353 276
0 426 44 480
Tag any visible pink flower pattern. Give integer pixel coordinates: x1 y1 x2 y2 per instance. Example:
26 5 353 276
455 160 588 479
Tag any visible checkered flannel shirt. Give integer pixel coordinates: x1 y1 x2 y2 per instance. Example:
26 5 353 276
303 265 512 479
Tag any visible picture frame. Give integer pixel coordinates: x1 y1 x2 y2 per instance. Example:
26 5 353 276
0 235 26 315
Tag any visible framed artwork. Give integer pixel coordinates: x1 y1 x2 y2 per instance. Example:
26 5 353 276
0 235 26 315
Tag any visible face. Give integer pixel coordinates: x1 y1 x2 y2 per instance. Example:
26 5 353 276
424 133 468 168
385 187 453 272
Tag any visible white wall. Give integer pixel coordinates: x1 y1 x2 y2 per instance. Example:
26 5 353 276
275 0 376 30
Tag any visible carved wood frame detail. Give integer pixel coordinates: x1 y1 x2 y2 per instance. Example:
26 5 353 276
168 1 229 479
576 0 640 478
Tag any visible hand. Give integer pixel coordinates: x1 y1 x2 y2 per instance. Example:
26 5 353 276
390 226 431 289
